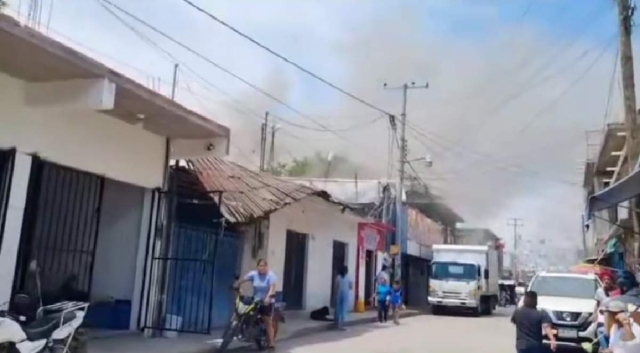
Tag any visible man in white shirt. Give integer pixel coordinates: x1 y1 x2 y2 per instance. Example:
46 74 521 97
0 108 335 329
603 300 640 353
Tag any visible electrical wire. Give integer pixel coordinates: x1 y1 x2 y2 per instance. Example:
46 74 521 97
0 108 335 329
444 2 612 153
98 0 357 143
515 35 618 135
178 0 395 117
97 0 379 148
405 122 582 187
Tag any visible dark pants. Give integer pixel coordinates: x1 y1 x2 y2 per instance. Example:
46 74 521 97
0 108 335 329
377 301 389 322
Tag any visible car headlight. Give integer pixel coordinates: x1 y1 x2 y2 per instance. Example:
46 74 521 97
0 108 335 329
429 285 436 296
468 289 477 298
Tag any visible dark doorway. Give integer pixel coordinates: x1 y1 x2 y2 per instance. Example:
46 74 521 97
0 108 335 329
282 230 307 310
364 250 374 306
330 241 348 307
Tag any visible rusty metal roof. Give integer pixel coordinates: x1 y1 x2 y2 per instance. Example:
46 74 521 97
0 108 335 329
174 157 332 224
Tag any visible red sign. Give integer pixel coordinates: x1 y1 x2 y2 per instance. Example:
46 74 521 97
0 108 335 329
357 222 389 252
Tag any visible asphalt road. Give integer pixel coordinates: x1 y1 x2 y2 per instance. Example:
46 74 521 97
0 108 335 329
268 307 516 353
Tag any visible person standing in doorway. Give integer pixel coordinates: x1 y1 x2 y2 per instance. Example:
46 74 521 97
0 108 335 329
334 265 352 330
511 291 557 353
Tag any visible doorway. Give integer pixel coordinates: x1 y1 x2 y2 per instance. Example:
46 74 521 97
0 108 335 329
364 250 374 306
330 241 348 307
282 230 308 310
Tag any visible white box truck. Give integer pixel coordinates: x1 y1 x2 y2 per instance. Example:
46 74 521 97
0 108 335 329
428 244 499 316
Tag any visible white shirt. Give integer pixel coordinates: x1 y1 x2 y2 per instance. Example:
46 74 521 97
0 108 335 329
609 319 640 353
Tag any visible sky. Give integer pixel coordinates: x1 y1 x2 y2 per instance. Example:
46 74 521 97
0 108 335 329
3 0 631 266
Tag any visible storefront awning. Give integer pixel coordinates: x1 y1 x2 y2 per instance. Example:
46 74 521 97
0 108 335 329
586 167 640 219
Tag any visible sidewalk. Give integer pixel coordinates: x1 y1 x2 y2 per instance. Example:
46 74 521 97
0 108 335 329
89 309 424 353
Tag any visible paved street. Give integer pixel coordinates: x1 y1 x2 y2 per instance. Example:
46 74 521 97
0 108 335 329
265 308 515 353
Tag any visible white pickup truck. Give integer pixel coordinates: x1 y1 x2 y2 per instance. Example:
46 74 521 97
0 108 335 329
518 272 601 350
428 244 500 316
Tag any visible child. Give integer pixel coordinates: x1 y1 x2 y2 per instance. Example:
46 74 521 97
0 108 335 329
374 277 391 323
391 280 405 325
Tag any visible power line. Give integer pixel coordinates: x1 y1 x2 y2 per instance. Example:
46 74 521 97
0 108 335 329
97 0 359 150
405 122 582 187
515 35 617 135
98 0 357 143
444 2 612 153
179 0 395 117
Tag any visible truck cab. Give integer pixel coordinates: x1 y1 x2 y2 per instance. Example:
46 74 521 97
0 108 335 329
428 245 499 316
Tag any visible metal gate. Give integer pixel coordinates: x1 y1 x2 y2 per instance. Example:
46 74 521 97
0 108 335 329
0 149 16 253
140 191 242 334
13 158 105 302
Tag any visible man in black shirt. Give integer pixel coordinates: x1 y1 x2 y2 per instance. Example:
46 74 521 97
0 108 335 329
511 291 557 353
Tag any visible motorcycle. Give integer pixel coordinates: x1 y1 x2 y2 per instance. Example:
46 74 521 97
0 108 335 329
0 301 88 353
0 261 89 353
217 285 285 352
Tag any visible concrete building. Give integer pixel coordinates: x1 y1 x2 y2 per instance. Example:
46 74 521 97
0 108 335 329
0 14 229 332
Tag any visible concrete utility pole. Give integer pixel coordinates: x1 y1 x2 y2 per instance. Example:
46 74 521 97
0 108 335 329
259 112 269 171
618 0 639 169
507 218 524 280
384 81 428 282
616 0 640 260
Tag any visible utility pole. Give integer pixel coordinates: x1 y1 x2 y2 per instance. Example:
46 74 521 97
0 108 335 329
384 81 428 282
259 112 269 171
268 124 277 170
507 218 524 280
616 0 640 264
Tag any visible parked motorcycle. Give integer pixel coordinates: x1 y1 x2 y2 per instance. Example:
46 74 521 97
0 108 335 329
0 261 89 353
217 284 285 352
0 301 88 353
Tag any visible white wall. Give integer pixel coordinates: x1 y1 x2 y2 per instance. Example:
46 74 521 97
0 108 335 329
91 179 145 301
0 73 166 189
0 153 31 304
266 197 359 310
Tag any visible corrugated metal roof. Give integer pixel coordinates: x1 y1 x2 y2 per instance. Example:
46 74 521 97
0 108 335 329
173 157 330 224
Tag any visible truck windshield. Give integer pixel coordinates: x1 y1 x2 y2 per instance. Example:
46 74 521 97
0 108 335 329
431 262 477 281
529 276 598 299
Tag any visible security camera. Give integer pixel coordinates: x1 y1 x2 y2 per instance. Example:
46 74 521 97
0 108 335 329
206 143 215 151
